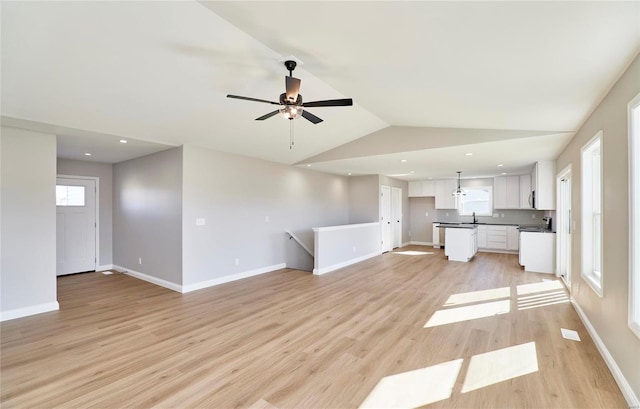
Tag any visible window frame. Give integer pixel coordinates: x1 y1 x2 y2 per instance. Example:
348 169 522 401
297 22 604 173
457 186 493 216
580 131 603 297
628 92 640 339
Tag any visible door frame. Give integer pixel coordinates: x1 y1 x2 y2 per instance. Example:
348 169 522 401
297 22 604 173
556 164 572 289
380 185 392 253
391 187 402 249
57 174 100 272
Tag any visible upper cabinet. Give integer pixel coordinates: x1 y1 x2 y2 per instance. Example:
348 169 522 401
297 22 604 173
533 161 556 210
519 174 532 209
494 175 520 209
408 180 436 197
435 179 457 209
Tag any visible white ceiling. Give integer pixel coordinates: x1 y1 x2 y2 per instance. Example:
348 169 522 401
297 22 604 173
2 1 639 180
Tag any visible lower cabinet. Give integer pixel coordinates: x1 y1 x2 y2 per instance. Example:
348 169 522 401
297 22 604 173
444 227 478 262
520 232 556 273
478 225 519 252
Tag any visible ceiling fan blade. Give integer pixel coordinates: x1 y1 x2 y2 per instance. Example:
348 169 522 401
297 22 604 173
302 110 323 124
303 98 353 108
255 110 280 121
227 94 280 105
285 76 301 102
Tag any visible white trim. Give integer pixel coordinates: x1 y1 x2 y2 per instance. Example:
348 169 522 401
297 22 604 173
0 301 60 322
285 230 314 257
57 174 100 270
401 241 412 247
571 299 640 408
628 92 640 339
96 264 114 272
408 241 433 246
313 252 379 275
182 263 286 293
113 265 182 293
556 164 572 286
312 222 379 232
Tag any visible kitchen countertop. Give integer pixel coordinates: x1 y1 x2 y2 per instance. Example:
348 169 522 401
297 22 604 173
434 221 554 233
436 223 478 229
435 221 520 226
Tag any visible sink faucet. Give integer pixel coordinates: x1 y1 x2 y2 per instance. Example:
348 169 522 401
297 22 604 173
473 212 477 224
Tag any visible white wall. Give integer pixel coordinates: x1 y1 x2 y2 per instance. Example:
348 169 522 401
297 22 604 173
556 54 640 403
1 127 58 320
313 222 380 275
113 147 183 285
181 144 349 287
57 159 113 268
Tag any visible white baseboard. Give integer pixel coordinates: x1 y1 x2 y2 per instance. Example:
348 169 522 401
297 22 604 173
0 301 60 322
182 263 286 293
113 265 182 293
571 299 640 408
408 241 433 246
96 264 114 272
313 252 379 275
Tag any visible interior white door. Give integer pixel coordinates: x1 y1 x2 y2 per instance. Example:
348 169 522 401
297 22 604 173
380 186 392 253
56 177 96 276
558 173 572 286
391 187 402 249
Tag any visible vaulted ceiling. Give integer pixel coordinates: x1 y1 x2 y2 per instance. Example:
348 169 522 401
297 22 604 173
2 1 639 180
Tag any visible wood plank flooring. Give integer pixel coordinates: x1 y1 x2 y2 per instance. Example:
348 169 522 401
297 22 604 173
1 247 628 408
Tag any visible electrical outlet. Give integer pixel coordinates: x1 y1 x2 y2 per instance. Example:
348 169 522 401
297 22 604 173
576 282 581 293
446 212 449 217
425 212 429 217
531 213 537 219
353 246 357 253
138 257 142 265
265 216 269 223
235 258 240 266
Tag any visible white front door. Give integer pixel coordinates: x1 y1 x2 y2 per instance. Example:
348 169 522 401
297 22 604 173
557 169 572 287
380 186 392 253
391 187 402 249
56 177 97 276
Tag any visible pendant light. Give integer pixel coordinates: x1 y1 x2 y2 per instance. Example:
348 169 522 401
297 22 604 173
451 171 466 196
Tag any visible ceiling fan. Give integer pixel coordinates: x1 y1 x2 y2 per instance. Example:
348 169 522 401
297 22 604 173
226 60 353 124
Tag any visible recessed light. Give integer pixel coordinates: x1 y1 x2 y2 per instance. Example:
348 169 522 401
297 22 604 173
119 139 128 144
306 164 312 167
348 172 352 176
84 153 92 156
465 153 473 156
400 159 408 163
501 172 507 175
427 177 432 179
409 170 415 174
497 164 504 167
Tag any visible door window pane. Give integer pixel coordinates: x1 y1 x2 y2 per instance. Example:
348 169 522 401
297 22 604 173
56 185 85 206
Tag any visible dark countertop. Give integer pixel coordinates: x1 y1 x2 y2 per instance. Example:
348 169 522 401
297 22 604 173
436 223 478 229
435 221 520 226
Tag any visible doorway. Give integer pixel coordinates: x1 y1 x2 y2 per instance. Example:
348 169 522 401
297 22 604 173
557 166 572 288
56 176 97 276
391 187 402 249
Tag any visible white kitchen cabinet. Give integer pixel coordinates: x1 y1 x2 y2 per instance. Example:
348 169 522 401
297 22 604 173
533 161 556 210
486 225 508 250
445 227 478 262
477 225 488 248
432 223 441 248
435 179 457 209
494 176 519 209
519 174 532 209
507 226 519 250
408 180 436 197
520 231 555 273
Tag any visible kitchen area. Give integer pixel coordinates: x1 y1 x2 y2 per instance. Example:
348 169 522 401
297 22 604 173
408 161 556 274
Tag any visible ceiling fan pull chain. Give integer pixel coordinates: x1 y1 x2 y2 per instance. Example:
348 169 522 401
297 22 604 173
290 120 294 149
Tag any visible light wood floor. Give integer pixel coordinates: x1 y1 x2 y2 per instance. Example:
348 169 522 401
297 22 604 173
1 247 627 408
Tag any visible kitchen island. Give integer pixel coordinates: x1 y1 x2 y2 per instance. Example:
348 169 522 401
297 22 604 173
442 224 478 262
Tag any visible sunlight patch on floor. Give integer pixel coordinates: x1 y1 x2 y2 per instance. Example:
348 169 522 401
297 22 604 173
444 287 511 307
394 251 434 256
424 299 510 328
359 359 464 408
516 280 564 295
461 342 538 393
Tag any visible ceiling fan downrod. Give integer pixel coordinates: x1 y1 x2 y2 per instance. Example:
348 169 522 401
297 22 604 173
284 60 297 77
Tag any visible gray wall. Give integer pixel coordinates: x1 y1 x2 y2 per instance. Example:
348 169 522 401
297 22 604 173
182 144 349 286
409 197 436 243
57 159 113 267
379 175 410 245
113 147 183 285
556 54 640 399
1 127 57 315
348 175 380 224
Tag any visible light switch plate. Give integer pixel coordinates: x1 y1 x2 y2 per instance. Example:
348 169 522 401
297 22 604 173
196 218 206 226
